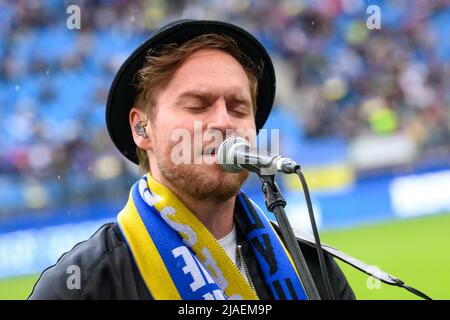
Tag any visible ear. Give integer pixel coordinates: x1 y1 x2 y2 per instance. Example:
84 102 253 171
129 107 153 151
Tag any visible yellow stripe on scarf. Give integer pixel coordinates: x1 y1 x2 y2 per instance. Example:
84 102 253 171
118 191 181 300
145 174 258 300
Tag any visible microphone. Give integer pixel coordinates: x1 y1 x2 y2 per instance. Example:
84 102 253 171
217 136 300 175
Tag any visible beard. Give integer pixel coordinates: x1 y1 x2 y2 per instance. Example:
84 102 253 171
153 134 249 202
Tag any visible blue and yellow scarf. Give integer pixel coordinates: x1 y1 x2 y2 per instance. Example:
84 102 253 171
117 173 307 300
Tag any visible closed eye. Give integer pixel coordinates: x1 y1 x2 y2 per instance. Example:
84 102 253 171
180 98 210 113
227 99 252 117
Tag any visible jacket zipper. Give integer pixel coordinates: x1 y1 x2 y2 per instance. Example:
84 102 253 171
236 244 258 297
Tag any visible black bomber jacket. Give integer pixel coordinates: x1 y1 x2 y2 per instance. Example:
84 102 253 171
28 222 356 300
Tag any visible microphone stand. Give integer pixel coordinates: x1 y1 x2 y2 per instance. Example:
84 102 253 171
259 174 321 300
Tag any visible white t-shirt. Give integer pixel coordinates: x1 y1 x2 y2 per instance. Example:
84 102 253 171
217 225 250 283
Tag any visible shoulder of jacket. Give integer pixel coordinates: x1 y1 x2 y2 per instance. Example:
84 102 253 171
28 222 128 299
57 222 126 270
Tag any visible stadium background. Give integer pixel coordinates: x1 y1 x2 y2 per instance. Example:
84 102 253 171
0 0 449 299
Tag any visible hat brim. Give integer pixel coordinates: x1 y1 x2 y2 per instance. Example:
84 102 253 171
105 19 276 164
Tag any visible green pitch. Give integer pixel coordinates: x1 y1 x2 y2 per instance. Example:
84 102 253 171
321 212 450 300
1 212 449 300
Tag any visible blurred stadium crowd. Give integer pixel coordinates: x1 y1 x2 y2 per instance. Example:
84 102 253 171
1 0 450 218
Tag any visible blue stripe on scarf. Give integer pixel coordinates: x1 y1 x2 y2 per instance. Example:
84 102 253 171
237 194 308 300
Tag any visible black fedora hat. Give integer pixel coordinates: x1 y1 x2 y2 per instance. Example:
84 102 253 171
105 19 276 164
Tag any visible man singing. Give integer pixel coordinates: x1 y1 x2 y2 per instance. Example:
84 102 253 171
29 19 355 300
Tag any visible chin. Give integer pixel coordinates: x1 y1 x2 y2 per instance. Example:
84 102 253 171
157 154 249 201
186 164 248 201
191 164 226 185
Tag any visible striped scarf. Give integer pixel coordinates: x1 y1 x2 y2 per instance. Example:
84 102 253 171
117 173 307 300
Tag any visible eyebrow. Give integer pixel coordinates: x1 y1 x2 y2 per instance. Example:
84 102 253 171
175 90 252 106
176 91 213 104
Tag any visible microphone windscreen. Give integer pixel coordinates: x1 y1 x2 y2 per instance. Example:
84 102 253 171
217 136 247 173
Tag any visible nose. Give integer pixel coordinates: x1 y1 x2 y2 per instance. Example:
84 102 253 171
206 98 236 134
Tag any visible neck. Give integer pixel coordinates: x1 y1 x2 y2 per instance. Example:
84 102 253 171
151 173 236 240
179 193 236 240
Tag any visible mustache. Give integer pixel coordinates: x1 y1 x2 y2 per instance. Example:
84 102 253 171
202 145 219 155
165 133 256 160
